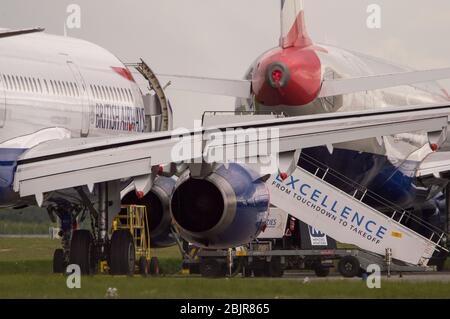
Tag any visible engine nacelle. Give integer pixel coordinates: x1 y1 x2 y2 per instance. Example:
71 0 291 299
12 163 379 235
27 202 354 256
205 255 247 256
122 176 176 248
170 163 270 248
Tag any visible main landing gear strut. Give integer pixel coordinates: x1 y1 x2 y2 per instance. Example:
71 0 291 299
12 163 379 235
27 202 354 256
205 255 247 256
52 182 135 275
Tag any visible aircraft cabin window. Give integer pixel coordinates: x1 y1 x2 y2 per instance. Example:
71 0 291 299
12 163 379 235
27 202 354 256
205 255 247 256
62 82 67 96
114 87 119 102
49 80 55 95
24 77 31 92
59 81 63 96
62 81 68 96
12 76 18 91
33 78 38 93
56 81 62 96
101 86 107 101
43 80 49 94
95 85 101 100
8 76 12 90
37 79 43 93
99 86 104 100
127 89 133 103
119 88 125 102
13 76 18 91
8 76 13 90
113 87 117 101
4 75 10 90
20 77 25 92
10 76 15 91
29 78 35 93
96 85 101 100
24 77 30 92
69 83 75 97
73 83 79 96
2 75 8 90
32 78 38 93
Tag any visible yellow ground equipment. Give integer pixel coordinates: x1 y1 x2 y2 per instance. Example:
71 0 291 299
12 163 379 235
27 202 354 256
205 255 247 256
106 205 159 276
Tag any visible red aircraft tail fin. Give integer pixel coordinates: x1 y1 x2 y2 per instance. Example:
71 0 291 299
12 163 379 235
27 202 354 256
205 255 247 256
280 0 312 49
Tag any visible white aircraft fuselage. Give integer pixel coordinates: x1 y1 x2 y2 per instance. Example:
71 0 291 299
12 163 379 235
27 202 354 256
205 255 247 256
0 31 145 207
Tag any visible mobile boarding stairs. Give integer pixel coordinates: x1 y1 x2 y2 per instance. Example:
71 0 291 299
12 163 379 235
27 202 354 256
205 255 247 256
266 153 448 272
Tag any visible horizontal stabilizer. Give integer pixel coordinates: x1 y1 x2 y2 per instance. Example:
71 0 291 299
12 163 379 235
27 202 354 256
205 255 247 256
320 67 450 98
155 74 252 99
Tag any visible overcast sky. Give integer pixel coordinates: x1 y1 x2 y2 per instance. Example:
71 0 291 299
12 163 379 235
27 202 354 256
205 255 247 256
1 0 449 127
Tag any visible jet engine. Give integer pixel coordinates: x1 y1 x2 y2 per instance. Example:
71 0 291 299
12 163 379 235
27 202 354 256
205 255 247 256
122 176 176 248
170 163 270 248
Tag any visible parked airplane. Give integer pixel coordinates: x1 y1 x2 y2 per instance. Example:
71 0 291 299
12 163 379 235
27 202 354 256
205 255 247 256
2 1 450 274
158 0 450 269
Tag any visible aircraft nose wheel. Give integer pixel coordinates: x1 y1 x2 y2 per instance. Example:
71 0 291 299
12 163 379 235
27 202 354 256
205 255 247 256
109 230 136 275
69 230 98 275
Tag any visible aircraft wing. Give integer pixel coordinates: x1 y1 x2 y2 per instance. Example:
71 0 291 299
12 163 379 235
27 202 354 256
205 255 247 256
417 152 450 178
13 103 450 202
0 27 45 38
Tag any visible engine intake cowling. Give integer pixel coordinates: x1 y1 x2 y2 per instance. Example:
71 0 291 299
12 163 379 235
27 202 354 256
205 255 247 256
122 176 176 248
171 163 270 248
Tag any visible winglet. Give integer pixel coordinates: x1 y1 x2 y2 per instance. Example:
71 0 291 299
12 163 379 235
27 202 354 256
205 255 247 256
280 0 312 49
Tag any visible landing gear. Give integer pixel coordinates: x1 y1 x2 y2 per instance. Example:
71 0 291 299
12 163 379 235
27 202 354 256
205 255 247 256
48 203 87 274
53 249 65 274
50 182 155 277
69 230 97 275
109 229 135 275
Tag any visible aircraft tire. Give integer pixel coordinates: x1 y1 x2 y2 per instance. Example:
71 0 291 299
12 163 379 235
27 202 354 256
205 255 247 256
69 230 97 275
109 230 135 276
53 249 65 274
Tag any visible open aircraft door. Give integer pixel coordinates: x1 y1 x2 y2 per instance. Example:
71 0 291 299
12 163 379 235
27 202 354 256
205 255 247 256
0 75 5 128
67 60 90 137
